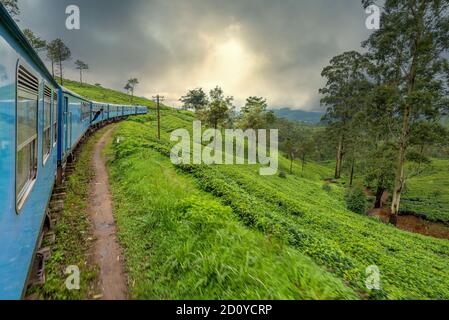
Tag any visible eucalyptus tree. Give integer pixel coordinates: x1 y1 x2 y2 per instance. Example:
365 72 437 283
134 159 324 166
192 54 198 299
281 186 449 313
203 86 233 130
48 39 71 85
362 0 449 220
238 96 275 130
319 51 371 179
127 78 139 102
74 60 89 85
180 88 209 112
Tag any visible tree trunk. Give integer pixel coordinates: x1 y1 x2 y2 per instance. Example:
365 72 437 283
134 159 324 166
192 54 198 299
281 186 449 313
390 1 423 223
349 158 355 187
51 60 54 79
59 59 63 85
289 153 293 174
374 187 385 209
335 135 344 179
80 69 83 86
301 154 306 174
390 134 407 219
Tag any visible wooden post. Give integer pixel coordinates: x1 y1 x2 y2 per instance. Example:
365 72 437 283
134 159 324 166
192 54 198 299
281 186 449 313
153 95 164 140
157 95 161 140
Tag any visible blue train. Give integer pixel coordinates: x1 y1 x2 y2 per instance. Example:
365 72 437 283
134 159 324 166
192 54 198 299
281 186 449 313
0 5 147 299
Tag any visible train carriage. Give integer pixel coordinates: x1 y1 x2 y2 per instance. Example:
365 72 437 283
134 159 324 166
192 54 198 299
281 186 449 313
0 5 60 299
0 5 148 299
59 88 92 163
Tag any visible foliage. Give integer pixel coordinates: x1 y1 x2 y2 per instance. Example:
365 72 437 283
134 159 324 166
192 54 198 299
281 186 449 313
126 78 139 102
74 60 89 85
1 0 19 19
344 187 368 214
362 0 449 215
111 111 449 300
401 159 449 222
237 96 275 130
199 86 234 129
47 39 71 85
180 88 209 112
319 51 371 179
23 28 46 51
106 122 355 299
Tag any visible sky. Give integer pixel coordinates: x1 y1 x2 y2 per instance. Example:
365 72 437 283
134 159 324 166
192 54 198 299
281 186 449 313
16 0 372 110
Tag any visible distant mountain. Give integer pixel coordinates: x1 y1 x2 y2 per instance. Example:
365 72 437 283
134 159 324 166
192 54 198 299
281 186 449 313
272 108 324 124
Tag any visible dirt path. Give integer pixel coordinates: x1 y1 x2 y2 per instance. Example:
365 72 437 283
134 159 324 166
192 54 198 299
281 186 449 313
89 127 128 300
368 207 449 240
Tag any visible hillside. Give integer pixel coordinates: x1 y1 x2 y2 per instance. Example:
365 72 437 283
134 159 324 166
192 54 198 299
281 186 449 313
62 79 158 108
401 159 449 222
272 108 323 124
63 80 449 299
102 108 449 300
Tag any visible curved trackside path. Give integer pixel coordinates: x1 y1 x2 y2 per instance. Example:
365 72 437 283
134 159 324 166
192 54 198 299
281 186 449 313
89 127 128 300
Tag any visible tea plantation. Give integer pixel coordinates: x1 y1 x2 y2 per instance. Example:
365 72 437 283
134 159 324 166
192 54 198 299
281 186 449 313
106 109 449 300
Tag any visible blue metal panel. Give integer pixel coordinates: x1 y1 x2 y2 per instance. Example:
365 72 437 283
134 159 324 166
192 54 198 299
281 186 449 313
0 21 58 300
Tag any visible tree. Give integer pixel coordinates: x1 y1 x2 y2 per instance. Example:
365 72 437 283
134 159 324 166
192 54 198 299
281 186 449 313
1 0 20 20
180 88 209 112
124 83 131 95
48 39 71 85
238 96 275 130
202 86 233 129
23 29 46 52
74 60 89 85
319 51 370 179
46 41 57 78
364 143 397 209
126 78 139 102
363 0 449 220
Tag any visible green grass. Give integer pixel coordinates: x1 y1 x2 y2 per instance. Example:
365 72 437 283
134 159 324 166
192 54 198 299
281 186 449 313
107 109 449 300
59 80 449 299
26 129 106 300
105 122 356 300
62 79 160 108
401 159 449 222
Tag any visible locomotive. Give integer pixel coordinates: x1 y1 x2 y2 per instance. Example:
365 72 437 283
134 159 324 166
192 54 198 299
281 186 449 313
0 4 147 299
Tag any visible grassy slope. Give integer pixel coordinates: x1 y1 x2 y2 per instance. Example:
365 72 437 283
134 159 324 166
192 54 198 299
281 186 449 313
401 159 449 222
104 128 355 299
67 80 449 299
113 110 449 300
63 79 157 108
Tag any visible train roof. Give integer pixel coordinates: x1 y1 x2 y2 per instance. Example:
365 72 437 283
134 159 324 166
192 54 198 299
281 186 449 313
60 86 91 101
0 4 59 88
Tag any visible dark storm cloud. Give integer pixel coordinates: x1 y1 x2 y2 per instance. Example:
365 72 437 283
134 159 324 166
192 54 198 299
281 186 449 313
17 0 370 110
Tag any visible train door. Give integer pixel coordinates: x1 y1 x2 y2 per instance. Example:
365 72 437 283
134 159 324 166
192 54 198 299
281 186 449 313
63 96 72 154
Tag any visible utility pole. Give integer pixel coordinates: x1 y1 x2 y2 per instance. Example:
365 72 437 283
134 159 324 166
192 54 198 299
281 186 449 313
153 95 164 140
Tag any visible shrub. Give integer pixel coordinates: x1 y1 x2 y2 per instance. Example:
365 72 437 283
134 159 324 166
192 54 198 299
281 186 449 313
344 187 368 214
278 171 287 179
322 184 332 193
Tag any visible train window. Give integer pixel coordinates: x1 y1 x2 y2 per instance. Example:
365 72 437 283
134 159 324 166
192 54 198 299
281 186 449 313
16 65 39 210
53 92 58 145
81 102 90 121
43 85 51 164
